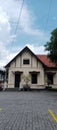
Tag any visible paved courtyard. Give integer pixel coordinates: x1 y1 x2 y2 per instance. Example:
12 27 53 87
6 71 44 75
0 91 57 130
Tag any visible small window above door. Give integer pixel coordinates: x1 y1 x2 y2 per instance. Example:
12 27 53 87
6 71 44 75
23 59 30 65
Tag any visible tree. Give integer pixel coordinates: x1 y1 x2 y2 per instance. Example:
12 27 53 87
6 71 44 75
45 28 57 65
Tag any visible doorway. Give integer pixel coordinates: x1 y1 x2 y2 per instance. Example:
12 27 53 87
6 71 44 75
31 73 37 84
47 74 53 85
15 73 20 88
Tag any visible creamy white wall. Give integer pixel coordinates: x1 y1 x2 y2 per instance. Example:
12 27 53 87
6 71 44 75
8 70 14 88
16 57 20 67
32 56 38 67
21 51 31 68
38 70 44 85
7 51 45 88
10 61 15 68
54 71 57 84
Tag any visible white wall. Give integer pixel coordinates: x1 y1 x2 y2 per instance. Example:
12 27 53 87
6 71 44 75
8 50 45 88
54 71 57 85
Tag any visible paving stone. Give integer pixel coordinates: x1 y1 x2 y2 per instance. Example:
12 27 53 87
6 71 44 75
0 91 57 130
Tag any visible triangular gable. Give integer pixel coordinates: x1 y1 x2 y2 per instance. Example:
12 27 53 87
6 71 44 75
5 46 44 68
5 46 57 69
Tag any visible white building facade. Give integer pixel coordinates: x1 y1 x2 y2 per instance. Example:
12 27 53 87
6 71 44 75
5 46 57 90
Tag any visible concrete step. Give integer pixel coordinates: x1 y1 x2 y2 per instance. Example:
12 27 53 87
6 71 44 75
4 88 20 91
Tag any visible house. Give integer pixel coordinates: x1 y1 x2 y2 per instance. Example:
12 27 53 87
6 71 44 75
5 46 57 90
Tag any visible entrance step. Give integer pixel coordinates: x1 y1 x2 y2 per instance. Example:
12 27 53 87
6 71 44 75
4 88 20 91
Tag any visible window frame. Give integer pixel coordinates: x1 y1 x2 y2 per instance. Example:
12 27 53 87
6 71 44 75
23 59 30 65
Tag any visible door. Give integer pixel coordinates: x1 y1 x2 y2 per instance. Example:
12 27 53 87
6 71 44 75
47 74 53 85
31 73 37 84
15 73 20 88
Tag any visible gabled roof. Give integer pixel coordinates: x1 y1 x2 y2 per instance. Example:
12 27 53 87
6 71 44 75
5 46 40 67
5 46 57 69
37 55 57 68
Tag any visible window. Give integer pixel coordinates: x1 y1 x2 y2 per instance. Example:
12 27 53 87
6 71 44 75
31 73 37 84
23 59 30 64
47 74 53 84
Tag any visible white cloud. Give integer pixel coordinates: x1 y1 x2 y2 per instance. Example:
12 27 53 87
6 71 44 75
0 7 9 24
0 0 49 68
26 44 48 54
0 0 49 39
0 6 12 45
0 43 17 67
19 4 49 42
0 0 24 21
0 0 22 45
0 0 49 42
0 42 21 68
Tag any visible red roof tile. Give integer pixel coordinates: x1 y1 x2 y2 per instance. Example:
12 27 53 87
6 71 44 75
36 55 56 68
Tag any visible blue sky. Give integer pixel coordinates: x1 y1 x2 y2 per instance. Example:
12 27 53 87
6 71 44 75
0 0 57 67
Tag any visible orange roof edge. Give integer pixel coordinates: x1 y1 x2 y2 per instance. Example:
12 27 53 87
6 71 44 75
36 55 56 68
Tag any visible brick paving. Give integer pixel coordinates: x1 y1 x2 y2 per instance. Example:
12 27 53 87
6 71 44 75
0 91 57 130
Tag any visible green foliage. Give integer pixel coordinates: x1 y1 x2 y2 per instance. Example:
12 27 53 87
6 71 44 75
45 28 57 65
